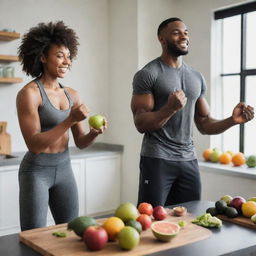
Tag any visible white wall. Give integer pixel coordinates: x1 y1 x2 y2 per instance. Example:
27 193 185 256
138 0 175 67
0 0 109 152
107 0 139 203
106 0 176 204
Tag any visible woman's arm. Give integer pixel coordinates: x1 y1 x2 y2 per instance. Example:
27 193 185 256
68 88 106 149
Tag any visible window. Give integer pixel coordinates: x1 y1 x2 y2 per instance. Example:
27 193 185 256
214 2 256 155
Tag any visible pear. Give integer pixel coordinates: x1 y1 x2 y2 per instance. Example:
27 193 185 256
220 195 233 206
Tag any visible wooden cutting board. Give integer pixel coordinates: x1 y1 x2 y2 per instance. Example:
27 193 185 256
217 214 256 229
19 213 212 256
0 121 11 155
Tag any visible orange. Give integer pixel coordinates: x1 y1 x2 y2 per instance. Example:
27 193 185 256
232 152 246 166
219 152 232 164
202 148 213 161
102 216 124 241
241 201 256 217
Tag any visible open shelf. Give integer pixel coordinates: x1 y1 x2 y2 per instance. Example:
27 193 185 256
0 31 20 41
0 55 20 62
0 77 23 84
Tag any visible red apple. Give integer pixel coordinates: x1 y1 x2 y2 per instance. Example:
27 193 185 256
136 214 152 230
138 202 153 216
153 206 167 220
230 196 246 212
83 226 108 251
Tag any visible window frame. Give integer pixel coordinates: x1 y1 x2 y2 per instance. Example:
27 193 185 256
214 2 256 153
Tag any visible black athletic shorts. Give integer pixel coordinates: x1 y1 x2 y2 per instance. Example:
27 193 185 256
137 156 201 207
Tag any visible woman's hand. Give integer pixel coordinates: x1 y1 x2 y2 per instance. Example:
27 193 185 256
89 117 107 135
69 104 90 124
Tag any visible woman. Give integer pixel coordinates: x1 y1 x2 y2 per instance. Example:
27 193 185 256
16 21 106 231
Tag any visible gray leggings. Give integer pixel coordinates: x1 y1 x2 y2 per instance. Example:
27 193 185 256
19 149 79 231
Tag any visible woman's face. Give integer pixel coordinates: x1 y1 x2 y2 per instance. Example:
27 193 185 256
41 44 71 78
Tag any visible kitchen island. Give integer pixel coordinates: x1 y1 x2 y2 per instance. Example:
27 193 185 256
0 200 256 256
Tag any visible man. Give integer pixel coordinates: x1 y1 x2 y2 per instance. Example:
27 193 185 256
131 17 254 207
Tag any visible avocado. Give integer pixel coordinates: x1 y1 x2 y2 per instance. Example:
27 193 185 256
215 200 227 214
224 206 239 218
206 207 218 216
67 216 96 237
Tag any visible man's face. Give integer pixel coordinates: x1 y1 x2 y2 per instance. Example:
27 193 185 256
160 21 189 57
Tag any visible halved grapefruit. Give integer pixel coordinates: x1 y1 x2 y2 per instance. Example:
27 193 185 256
151 221 180 242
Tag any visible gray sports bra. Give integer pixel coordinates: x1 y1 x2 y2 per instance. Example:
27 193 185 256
35 79 73 132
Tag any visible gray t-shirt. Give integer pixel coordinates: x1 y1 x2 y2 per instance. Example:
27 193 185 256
132 57 206 161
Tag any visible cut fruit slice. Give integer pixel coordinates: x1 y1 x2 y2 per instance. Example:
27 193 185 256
151 221 180 242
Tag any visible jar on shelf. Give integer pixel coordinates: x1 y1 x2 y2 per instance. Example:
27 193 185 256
3 66 14 77
0 66 3 77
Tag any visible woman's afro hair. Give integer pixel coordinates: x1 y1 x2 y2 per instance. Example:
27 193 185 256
18 21 79 78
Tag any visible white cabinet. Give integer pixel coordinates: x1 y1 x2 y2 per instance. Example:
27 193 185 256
0 165 20 235
71 159 86 216
84 155 121 215
0 153 121 236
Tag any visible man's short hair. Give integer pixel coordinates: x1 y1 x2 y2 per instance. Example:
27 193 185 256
157 17 183 36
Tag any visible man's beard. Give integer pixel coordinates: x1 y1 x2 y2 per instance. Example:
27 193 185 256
166 41 188 57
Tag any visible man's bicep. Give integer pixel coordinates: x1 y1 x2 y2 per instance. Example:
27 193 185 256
195 97 210 117
194 97 211 128
131 94 154 116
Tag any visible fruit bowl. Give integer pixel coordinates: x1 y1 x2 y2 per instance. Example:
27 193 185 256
172 206 187 216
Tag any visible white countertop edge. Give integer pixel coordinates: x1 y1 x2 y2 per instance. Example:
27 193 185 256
199 160 256 179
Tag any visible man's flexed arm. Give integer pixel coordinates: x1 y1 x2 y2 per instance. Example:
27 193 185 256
131 90 187 133
194 97 254 135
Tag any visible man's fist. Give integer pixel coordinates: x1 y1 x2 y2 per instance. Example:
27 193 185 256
167 90 187 112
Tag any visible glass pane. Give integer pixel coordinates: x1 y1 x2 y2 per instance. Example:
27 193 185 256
222 76 240 152
244 76 256 155
245 11 256 69
222 15 241 74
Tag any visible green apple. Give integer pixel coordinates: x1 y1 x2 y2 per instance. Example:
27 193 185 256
220 195 233 206
89 114 104 129
209 149 221 163
246 155 256 168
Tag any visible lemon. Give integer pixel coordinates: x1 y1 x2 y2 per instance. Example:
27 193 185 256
241 201 256 217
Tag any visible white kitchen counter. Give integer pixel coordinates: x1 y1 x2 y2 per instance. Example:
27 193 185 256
0 142 123 167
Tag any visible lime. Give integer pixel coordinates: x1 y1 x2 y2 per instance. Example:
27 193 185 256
125 219 142 234
246 155 256 168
